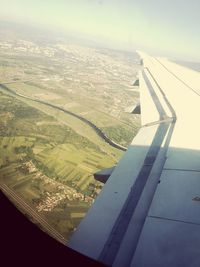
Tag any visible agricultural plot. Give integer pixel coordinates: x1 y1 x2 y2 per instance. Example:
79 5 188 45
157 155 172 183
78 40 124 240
8 82 47 97
0 91 121 240
0 39 140 241
33 142 115 193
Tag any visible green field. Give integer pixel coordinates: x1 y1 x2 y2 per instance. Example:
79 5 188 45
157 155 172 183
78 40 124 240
0 91 121 240
0 40 140 242
4 81 139 147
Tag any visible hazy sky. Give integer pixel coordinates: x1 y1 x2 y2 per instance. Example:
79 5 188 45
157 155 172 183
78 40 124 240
0 0 200 60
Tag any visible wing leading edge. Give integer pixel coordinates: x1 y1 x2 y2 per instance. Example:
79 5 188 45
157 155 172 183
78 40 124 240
69 52 200 267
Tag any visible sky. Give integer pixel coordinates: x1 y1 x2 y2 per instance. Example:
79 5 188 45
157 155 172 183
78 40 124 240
0 0 200 60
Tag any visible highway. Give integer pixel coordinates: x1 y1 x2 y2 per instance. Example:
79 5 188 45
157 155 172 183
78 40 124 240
0 183 66 244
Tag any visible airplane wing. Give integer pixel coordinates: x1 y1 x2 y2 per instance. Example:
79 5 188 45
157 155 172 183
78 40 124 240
69 52 200 267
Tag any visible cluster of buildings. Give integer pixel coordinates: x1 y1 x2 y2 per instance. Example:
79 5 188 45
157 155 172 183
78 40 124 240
36 187 93 212
19 161 94 212
0 40 55 57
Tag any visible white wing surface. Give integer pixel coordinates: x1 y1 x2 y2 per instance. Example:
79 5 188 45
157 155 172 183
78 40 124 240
69 52 200 267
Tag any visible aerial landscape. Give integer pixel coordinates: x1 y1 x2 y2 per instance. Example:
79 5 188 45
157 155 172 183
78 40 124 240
0 21 140 242
1 0 200 266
